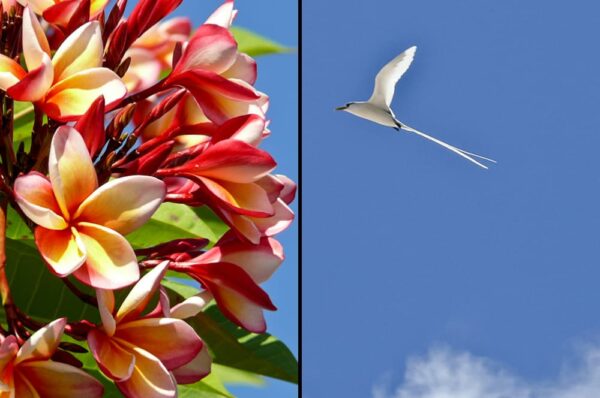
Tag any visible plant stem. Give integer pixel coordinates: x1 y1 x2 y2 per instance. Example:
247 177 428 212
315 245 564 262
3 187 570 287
61 277 98 308
0 196 26 341
0 197 10 305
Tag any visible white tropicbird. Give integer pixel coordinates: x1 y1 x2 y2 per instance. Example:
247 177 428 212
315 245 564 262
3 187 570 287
335 46 496 169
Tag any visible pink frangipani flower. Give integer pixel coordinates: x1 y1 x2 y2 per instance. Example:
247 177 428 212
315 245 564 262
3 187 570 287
88 262 205 398
0 318 104 397
14 126 166 289
0 8 126 121
171 236 283 332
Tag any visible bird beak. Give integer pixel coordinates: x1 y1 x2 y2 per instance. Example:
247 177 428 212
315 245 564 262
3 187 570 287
335 106 346 111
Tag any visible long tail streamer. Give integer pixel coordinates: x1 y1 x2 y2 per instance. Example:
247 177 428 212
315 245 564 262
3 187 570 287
399 123 496 169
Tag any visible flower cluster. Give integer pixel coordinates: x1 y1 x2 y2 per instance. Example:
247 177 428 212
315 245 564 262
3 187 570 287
0 0 295 396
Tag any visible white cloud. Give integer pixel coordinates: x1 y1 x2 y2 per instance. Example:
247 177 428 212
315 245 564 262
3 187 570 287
373 345 600 398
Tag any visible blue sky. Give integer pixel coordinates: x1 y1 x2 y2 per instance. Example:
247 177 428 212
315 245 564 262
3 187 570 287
175 1 297 397
303 1 600 397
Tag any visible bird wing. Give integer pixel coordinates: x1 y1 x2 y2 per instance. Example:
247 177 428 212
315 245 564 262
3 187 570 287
368 46 417 108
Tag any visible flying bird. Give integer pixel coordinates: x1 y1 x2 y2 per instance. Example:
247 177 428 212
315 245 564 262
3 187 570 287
335 46 495 169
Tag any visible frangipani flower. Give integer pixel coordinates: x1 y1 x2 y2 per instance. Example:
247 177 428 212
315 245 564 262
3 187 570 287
171 236 282 332
14 126 166 289
0 318 103 397
88 262 205 398
0 8 126 121
137 91 210 145
137 91 267 153
165 2 265 124
132 17 192 68
219 173 296 244
158 139 277 222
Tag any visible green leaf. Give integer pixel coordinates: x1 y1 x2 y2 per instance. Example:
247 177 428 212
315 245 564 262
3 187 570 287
126 203 228 249
13 101 34 149
5 238 99 323
162 281 298 384
6 206 34 241
213 364 265 387
178 371 235 398
231 26 292 57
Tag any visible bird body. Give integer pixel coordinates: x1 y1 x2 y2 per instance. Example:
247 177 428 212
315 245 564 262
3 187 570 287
339 101 398 128
336 46 495 169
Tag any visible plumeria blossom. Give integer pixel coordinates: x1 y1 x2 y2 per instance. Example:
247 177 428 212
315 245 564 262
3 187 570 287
88 262 206 398
14 126 166 289
137 91 268 152
137 91 211 146
0 8 126 121
219 173 296 244
132 17 192 66
122 18 192 93
0 318 103 397
157 139 277 224
170 236 283 332
165 2 266 124
155 128 294 242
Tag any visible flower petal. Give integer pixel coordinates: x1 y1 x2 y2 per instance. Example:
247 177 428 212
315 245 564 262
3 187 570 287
171 344 211 384
199 237 283 284
115 261 168 323
16 318 65 364
168 70 259 124
198 177 274 217
116 317 203 369
35 227 87 277
17 360 104 397
220 210 261 244
74 176 165 235
222 53 257 85
115 347 177 398
176 24 237 74
252 199 295 236
49 126 97 217
17 0 54 15
72 222 139 289
122 48 162 93
208 283 268 333
7 54 53 102
73 96 106 157
13 369 42 397
211 114 265 145
90 0 109 16
0 336 18 373
190 262 275 332
96 289 116 336
52 21 103 82
275 173 297 204
43 68 127 121
186 139 276 183
14 172 67 230
22 7 51 71
42 0 84 29
0 54 26 91
170 291 212 320
255 175 285 203
204 0 236 28
87 329 135 382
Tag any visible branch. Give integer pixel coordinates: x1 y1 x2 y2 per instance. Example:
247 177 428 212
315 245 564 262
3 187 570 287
61 277 98 307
